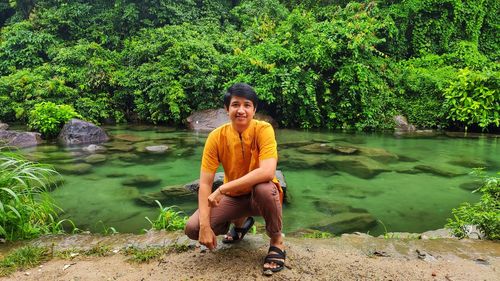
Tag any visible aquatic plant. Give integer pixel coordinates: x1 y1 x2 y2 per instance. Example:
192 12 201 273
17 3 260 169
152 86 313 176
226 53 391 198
446 169 500 240
145 200 188 231
0 149 67 240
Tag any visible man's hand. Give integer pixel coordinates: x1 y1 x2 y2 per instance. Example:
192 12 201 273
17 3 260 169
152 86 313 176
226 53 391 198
199 225 217 250
207 188 223 207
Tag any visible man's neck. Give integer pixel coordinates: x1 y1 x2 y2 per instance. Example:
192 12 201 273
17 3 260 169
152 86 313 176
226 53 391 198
232 120 253 134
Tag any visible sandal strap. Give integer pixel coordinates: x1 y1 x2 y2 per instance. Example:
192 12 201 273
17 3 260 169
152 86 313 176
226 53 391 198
268 246 286 257
264 257 285 266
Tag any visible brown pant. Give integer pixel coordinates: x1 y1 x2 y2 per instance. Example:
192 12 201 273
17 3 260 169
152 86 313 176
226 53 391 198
184 181 282 240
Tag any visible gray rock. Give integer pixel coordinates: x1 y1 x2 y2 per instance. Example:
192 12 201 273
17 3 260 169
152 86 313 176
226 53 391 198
393 115 416 132
463 225 486 239
55 163 93 175
378 232 420 239
326 156 391 179
420 228 455 239
136 185 197 206
84 154 107 164
310 212 377 234
82 144 107 153
0 122 8 130
122 175 162 188
184 172 225 193
58 119 109 145
416 249 437 262
145 145 169 154
0 130 43 148
186 108 277 132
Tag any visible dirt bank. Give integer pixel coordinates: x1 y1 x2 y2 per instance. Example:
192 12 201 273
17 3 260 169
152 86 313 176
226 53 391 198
1 231 499 281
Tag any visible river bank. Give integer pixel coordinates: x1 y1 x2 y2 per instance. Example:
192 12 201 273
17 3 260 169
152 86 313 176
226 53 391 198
1 231 498 280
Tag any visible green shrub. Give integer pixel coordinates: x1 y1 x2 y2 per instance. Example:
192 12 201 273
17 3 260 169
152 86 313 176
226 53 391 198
446 170 500 240
28 102 82 138
0 150 67 241
443 68 500 130
145 200 188 231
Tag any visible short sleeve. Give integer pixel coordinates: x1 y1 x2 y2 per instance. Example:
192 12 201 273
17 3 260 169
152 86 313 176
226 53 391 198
201 131 219 173
258 123 278 161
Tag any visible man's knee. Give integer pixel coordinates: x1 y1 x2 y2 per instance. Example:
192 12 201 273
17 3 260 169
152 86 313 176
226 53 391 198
184 217 199 240
253 182 278 201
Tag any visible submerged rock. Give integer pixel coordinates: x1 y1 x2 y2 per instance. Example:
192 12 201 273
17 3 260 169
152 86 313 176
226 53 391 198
313 200 367 215
297 143 334 154
82 144 107 153
145 145 169 154
113 134 146 143
58 119 109 145
310 212 377 234
332 146 358 155
326 156 391 179
357 146 399 163
0 130 43 148
136 185 197 206
459 181 481 191
279 150 327 169
414 164 467 178
448 158 489 169
122 175 162 188
107 142 135 152
56 163 93 175
278 140 314 149
84 154 107 164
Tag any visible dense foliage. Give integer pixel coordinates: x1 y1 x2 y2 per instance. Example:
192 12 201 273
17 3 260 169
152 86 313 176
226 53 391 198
447 170 500 240
0 149 66 241
0 0 498 131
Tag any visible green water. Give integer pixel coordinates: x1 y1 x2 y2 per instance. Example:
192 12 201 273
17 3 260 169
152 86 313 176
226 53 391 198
20 126 499 236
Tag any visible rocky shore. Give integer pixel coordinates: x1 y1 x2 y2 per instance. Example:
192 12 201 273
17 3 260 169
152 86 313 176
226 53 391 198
1 231 498 280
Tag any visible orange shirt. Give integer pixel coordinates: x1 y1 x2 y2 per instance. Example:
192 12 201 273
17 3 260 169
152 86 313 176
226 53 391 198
201 119 281 197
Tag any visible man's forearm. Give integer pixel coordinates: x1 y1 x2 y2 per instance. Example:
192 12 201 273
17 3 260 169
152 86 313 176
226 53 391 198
198 183 212 228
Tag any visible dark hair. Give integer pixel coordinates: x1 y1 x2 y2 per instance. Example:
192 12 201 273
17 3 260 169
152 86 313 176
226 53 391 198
224 83 258 109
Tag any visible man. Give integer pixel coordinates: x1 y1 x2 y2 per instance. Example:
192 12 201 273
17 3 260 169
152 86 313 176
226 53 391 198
184 83 285 274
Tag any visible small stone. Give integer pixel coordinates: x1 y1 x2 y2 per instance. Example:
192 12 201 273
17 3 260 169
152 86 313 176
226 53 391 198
432 272 437 277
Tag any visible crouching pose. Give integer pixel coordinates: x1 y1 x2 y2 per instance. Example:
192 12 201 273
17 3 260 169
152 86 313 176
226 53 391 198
184 83 285 273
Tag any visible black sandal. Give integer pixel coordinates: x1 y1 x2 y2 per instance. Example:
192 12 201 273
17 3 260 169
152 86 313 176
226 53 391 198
263 245 286 273
222 217 254 244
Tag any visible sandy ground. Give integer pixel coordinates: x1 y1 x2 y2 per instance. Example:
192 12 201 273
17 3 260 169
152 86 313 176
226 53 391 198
1 231 499 281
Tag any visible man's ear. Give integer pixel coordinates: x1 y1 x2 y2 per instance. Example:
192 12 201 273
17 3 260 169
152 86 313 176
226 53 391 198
224 106 229 113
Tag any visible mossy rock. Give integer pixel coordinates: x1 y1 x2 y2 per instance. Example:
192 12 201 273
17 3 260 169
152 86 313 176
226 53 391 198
106 172 127 178
297 143 334 154
325 156 391 179
277 140 314 149
279 149 327 169
56 163 93 175
448 158 488 169
459 181 482 191
414 164 468 178
122 175 162 188
84 154 107 164
313 200 367 215
107 142 135 152
113 134 146 142
114 153 140 162
310 212 377 235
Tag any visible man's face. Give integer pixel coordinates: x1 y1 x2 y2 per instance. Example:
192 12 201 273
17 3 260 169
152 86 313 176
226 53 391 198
226 96 256 128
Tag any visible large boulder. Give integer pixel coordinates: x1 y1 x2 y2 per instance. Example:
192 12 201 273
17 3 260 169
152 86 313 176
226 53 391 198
58 119 109 145
0 130 43 148
393 115 416 133
186 108 277 132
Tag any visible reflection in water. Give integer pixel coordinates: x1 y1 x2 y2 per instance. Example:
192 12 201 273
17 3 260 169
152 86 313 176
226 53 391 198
21 126 498 236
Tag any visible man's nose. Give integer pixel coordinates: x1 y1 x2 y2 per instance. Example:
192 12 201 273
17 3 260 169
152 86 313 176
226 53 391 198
237 106 245 113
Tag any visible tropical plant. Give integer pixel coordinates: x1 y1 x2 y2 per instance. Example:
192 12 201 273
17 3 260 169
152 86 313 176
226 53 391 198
446 169 500 240
145 200 188 231
443 67 500 131
28 101 82 138
0 149 68 241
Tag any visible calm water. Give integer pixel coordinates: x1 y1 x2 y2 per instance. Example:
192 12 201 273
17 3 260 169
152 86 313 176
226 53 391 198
19 126 499 236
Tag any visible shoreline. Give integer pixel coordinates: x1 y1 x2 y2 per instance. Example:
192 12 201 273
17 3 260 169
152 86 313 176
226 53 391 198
1 231 498 280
